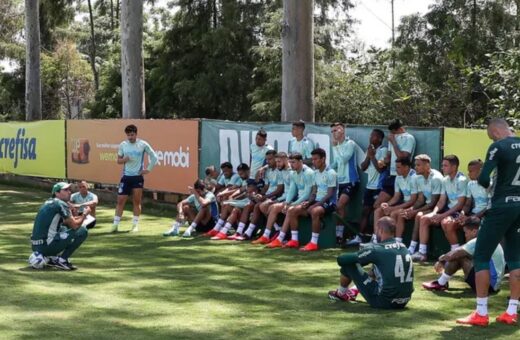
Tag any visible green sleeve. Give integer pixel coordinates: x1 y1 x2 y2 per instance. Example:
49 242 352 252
478 143 499 189
337 253 359 267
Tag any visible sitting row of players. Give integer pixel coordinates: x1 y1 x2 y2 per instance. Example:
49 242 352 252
163 122 491 260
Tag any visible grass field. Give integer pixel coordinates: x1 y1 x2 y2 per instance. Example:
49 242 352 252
0 183 518 340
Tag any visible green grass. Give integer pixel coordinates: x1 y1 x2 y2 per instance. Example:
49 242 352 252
0 184 518 340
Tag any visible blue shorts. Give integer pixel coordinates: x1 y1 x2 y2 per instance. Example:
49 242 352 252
363 189 381 207
382 176 396 196
338 182 359 199
118 175 144 196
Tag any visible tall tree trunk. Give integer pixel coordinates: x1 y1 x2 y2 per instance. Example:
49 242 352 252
516 0 520 47
88 0 99 91
281 0 314 122
25 0 42 121
120 0 145 118
116 0 120 21
110 0 115 31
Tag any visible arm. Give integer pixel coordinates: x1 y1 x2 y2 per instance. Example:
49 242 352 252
438 247 471 262
143 143 158 173
478 144 499 189
62 206 91 230
388 134 414 160
360 152 371 172
291 172 315 206
285 180 297 204
319 186 336 205
266 184 284 199
335 141 355 163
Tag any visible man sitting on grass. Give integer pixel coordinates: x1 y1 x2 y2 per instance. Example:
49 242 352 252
328 216 414 309
69 180 98 229
163 180 219 237
29 182 90 270
422 216 505 293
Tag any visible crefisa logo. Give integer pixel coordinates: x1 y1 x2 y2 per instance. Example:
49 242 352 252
0 128 37 168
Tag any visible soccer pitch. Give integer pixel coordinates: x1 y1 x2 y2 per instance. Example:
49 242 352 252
0 184 517 340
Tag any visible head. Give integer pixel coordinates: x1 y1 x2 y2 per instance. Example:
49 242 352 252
205 165 219 179
246 179 259 194
486 118 513 142
370 129 384 146
288 152 304 172
77 180 89 196
462 217 481 241
193 179 206 195
330 122 345 142
442 155 460 177
256 128 267 147
275 152 288 170
395 157 412 177
237 163 250 179
124 124 138 143
266 150 277 168
376 216 396 243
388 119 405 134
311 148 327 170
220 162 233 178
414 154 432 176
292 121 306 138
52 182 72 201
467 159 483 181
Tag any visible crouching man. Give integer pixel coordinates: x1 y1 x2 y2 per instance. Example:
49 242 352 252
29 182 89 270
328 217 414 309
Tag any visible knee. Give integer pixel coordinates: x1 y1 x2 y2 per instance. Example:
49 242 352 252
76 226 88 240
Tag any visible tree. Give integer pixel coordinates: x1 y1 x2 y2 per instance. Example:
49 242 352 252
25 0 42 121
87 0 99 90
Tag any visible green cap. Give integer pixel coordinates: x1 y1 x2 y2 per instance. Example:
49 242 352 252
51 182 72 196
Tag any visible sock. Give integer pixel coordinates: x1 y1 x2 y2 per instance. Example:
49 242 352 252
506 299 519 315
113 216 121 225
437 273 451 286
245 224 256 237
277 231 286 242
221 222 232 234
408 241 418 254
274 223 281 231
263 228 271 238
395 237 403 243
236 222 246 234
336 225 344 237
338 286 348 295
419 244 427 255
311 232 319 244
186 222 197 233
371 234 377 244
132 216 139 225
171 221 181 232
476 297 488 316
291 230 299 241
450 243 460 251
215 218 225 230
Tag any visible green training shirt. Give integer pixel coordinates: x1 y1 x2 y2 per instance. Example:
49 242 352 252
31 198 71 245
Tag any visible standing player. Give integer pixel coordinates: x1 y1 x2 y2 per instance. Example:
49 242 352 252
457 118 520 326
250 128 274 179
112 124 158 233
70 180 99 229
330 122 360 244
328 217 414 309
288 121 315 166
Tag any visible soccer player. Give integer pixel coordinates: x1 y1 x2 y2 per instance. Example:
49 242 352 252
406 154 443 255
288 121 315 166
112 124 158 233
30 182 90 270
70 180 98 229
347 129 388 246
163 180 219 237
456 159 489 227
422 217 505 294
203 165 220 193
250 128 274 179
215 162 242 198
372 157 417 243
377 119 416 205
266 153 315 248
457 118 520 326
328 217 414 309
412 155 468 262
299 148 337 251
330 122 360 245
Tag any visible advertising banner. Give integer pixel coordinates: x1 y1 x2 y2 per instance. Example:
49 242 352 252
0 121 66 178
67 120 198 194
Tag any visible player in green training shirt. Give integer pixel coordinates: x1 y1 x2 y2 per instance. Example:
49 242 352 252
328 217 414 309
457 119 519 326
30 182 90 270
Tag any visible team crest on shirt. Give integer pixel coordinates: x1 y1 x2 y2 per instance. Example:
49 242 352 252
489 147 498 160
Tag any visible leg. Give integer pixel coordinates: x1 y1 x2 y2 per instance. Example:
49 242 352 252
441 216 460 249
130 188 143 232
359 206 372 235
413 212 436 261
300 205 325 251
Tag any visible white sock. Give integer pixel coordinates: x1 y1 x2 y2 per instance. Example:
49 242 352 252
336 225 344 237
338 286 348 295
476 297 488 316
371 234 377 244
236 222 246 234
263 228 271 238
408 241 418 254
277 231 286 241
291 230 299 241
245 224 256 237
437 273 451 286
216 218 225 228
506 299 519 315
419 244 427 255
354 235 362 242
171 221 181 231
113 216 121 225
220 222 232 234
311 232 319 244
450 243 460 251
395 237 403 243
274 223 281 231
186 222 197 233
132 216 139 225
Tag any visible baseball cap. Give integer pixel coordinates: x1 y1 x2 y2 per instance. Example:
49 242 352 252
52 182 72 196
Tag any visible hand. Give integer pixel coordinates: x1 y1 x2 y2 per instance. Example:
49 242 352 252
83 206 91 216
456 212 467 225
387 133 396 144
139 169 150 175
382 205 392 215
431 215 443 224
121 156 130 163
400 208 412 219
300 201 310 209
434 261 444 274
367 144 376 158
377 160 386 169
257 167 266 178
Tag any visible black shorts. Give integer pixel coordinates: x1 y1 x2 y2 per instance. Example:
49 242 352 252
322 201 337 214
196 218 216 233
338 182 359 199
363 189 381 207
118 175 144 196
437 206 461 219
382 176 396 196
465 267 498 294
